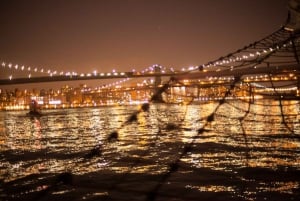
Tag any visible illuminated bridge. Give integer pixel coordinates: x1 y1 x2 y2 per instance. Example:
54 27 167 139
0 63 298 86
0 69 182 85
1 26 300 100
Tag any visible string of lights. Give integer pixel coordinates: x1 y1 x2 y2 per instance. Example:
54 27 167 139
195 27 299 73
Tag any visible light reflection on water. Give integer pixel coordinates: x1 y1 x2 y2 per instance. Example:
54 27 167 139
1 100 300 200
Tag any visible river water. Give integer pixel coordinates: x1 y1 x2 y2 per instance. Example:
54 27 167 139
1 100 300 201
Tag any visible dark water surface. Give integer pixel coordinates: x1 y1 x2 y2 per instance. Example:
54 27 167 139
1 100 300 200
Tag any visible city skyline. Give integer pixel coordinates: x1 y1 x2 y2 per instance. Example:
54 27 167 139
0 0 289 89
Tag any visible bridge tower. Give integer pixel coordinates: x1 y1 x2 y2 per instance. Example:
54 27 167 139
152 65 164 102
154 65 162 88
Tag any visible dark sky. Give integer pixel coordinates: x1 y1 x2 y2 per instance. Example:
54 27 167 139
0 0 290 88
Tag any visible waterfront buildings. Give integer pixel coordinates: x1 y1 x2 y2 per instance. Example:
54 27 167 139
1 76 298 110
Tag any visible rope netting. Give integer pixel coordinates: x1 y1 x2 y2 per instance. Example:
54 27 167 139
100 27 300 200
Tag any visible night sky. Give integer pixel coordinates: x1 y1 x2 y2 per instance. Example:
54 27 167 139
0 0 289 88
